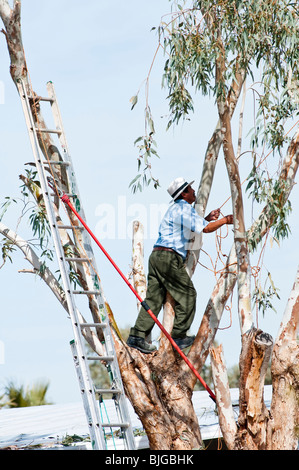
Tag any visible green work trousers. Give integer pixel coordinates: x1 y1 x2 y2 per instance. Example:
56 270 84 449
130 250 197 339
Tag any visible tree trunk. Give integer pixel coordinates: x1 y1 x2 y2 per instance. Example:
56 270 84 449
210 345 237 449
216 93 253 335
1 0 299 451
185 68 246 277
270 264 299 450
235 328 273 450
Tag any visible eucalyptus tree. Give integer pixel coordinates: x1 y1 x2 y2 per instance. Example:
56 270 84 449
130 0 299 450
0 0 298 450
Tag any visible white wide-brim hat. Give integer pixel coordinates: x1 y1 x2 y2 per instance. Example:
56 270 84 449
167 177 195 201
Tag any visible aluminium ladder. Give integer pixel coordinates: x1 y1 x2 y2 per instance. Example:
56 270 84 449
17 79 135 451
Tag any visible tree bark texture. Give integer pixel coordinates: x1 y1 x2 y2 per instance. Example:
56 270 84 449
1 0 299 451
210 345 237 449
185 68 246 277
216 63 253 336
270 264 299 450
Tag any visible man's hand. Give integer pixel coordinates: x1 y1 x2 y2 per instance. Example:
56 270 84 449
203 212 234 233
205 208 220 222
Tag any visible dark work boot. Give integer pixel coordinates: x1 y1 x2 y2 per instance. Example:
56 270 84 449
127 335 157 354
172 335 195 349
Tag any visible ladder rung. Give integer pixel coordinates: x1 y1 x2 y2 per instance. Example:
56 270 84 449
101 422 130 428
38 96 54 102
96 388 122 395
72 290 101 295
18 80 136 449
51 193 76 198
42 160 70 166
80 322 108 328
58 225 84 230
34 127 62 135
87 356 114 362
28 95 54 103
65 257 91 262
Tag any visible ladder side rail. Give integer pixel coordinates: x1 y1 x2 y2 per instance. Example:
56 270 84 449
18 80 107 450
70 340 107 450
46 81 103 297
25 79 136 450
45 82 106 325
46 81 72 164
46 81 88 218
46 82 124 342
102 330 136 449
51 82 137 447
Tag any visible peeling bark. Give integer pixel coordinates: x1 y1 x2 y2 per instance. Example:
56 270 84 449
132 221 147 309
0 1 26 84
217 97 253 334
210 345 237 449
270 264 299 450
185 69 246 277
112 333 203 450
236 328 273 450
160 292 176 351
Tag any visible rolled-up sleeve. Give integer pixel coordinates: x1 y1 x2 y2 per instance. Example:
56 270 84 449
181 204 208 234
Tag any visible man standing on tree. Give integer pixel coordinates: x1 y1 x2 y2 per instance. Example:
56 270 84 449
127 177 233 353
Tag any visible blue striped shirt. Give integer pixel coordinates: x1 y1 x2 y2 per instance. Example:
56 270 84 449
154 199 208 259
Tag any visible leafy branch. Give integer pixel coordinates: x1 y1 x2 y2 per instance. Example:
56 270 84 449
246 168 292 252
129 105 160 193
252 272 280 316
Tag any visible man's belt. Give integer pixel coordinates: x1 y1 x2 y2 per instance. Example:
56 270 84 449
152 246 176 254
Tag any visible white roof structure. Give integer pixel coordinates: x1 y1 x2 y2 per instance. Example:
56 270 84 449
0 386 272 450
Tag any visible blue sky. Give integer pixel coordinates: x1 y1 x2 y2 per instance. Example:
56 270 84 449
0 1 298 405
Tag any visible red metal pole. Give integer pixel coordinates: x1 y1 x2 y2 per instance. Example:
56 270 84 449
61 193 216 403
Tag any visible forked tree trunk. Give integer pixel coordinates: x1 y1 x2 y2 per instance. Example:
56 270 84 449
210 265 299 450
1 0 299 450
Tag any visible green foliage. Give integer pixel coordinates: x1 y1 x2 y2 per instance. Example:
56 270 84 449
61 434 89 446
1 379 52 408
246 167 292 251
129 107 160 193
0 167 83 289
131 0 299 191
0 238 17 266
0 197 17 222
161 0 298 124
61 245 83 289
29 206 51 249
252 272 281 316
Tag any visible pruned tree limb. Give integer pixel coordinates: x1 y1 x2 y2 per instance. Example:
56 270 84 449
236 328 273 450
0 221 67 308
0 221 105 356
132 220 147 308
270 263 299 450
210 344 237 449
